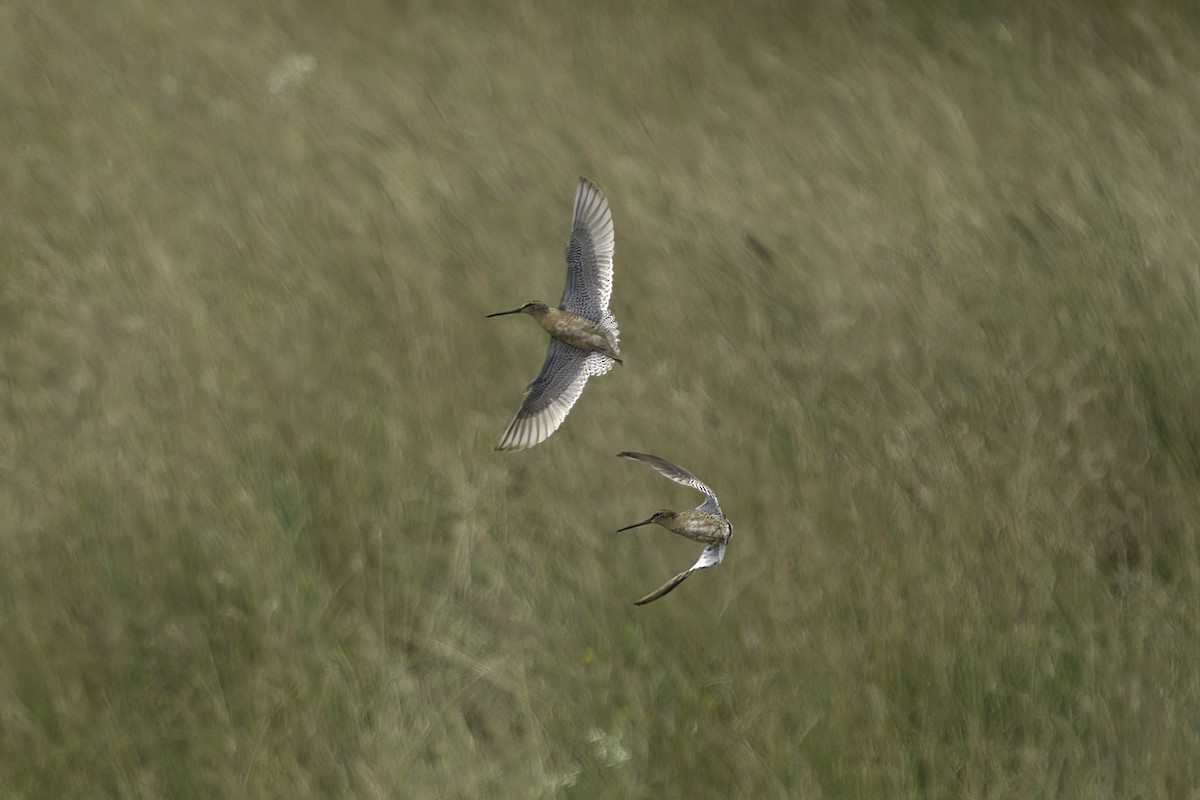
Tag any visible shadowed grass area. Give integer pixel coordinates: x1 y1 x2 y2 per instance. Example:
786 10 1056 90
3 0 1200 796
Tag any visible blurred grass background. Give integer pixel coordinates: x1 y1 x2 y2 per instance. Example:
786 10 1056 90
3 0 1200 796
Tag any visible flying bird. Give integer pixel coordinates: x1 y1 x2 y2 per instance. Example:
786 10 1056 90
488 178 621 451
616 451 733 605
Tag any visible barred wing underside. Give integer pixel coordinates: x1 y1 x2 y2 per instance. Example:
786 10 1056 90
496 338 616 450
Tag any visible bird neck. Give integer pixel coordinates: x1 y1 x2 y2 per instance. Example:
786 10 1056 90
525 305 553 324
656 511 683 530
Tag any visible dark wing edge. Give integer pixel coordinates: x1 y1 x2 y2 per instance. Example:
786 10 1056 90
633 569 692 605
616 451 721 513
633 541 726 606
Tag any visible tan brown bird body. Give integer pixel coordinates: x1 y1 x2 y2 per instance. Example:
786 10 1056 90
490 302 622 365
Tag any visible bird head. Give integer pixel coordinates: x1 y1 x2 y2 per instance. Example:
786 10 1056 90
616 510 676 532
486 301 550 318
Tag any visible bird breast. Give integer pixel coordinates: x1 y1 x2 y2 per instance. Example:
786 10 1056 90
674 512 728 543
542 311 619 357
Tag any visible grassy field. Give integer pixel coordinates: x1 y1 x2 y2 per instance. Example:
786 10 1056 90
3 0 1200 796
